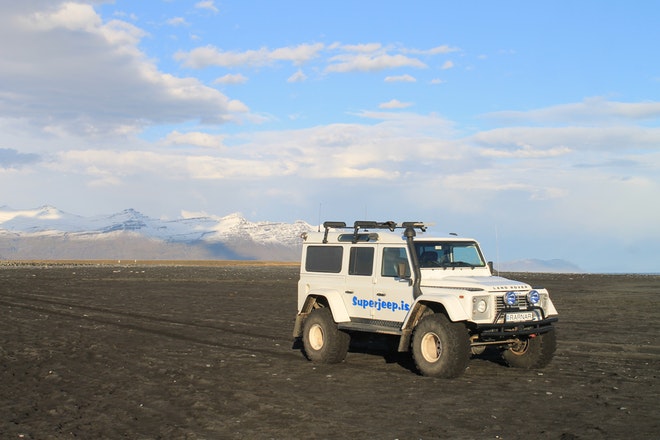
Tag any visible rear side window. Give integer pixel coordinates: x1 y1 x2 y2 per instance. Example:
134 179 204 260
305 246 343 273
348 247 374 276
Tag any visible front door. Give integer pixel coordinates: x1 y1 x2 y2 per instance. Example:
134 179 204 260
373 246 414 323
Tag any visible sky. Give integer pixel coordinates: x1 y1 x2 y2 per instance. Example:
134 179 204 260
1 0 659 273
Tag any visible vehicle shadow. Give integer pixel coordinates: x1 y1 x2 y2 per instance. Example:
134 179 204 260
348 333 418 373
292 333 508 374
348 335 510 373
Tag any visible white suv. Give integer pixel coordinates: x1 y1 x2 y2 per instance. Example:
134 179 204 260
293 221 558 378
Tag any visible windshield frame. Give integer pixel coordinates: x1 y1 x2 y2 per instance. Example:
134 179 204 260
413 240 487 269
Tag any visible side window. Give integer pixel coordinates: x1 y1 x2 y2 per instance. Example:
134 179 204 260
348 247 374 276
381 247 410 277
305 246 343 273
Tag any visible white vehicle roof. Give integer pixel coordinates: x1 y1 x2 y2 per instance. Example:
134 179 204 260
302 231 479 244
301 221 477 245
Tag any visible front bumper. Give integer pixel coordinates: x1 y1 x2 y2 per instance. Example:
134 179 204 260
474 316 558 339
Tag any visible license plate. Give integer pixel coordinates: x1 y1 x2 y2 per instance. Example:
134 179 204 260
506 311 534 322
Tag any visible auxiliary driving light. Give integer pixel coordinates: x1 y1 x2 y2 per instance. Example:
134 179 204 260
504 291 518 306
527 289 540 304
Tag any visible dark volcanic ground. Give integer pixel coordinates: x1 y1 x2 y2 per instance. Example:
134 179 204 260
1 264 658 439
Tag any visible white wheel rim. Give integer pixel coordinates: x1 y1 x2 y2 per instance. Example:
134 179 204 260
421 332 442 362
509 339 529 356
309 323 325 350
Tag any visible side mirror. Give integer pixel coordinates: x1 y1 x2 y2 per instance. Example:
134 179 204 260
397 263 412 285
488 261 494 275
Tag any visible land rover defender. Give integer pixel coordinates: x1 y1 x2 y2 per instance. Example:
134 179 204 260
292 221 558 378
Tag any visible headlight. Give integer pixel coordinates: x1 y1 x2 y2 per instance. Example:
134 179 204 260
504 291 517 306
527 289 540 304
472 296 490 318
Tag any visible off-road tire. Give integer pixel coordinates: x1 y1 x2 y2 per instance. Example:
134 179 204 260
302 307 350 364
502 329 557 369
411 313 470 378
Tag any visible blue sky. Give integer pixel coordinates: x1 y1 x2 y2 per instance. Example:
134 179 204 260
1 0 659 273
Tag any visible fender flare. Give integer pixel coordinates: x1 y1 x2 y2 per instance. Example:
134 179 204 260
396 294 471 352
292 289 350 338
408 294 470 324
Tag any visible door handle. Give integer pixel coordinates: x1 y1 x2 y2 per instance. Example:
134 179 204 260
376 292 386 297
345 290 354 294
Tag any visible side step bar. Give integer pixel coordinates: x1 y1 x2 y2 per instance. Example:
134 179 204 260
338 320 403 336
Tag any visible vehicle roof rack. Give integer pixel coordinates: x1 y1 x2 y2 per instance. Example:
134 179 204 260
402 221 427 232
351 221 396 243
353 220 397 231
322 221 346 243
321 220 427 243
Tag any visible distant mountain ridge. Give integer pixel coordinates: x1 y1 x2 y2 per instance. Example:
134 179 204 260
496 259 583 274
0 206 582 272
0 205 313 261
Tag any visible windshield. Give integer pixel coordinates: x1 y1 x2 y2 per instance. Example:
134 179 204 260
414 241 486 268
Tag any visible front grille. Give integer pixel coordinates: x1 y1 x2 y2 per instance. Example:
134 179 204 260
496 293 530 312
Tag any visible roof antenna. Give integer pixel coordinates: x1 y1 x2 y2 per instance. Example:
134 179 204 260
317 203 322 232
495 225 500 276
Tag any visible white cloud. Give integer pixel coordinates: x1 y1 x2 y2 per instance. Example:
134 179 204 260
472 125 660 152
480 143 571 158
405 45 461 55
0 1 247 138
163 131 226 149
166 17 188 26
323 43 456 73
19 2 101 32
430 45 460 54
180 210 213 219
271 44 325 65
379 99 413 109
185 155 296 179
182 109 656 219
175 41 451 73
326 53 426 73
384 74 416 83
337 43 383 53
213 73 248 84
195 1 218 13
175 41 461 76
288 70 307 83
442 170 566 200
441 60 454 70
486 97 660 124
175 43 324 68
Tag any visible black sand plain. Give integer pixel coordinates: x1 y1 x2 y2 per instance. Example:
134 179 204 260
1 262 658 439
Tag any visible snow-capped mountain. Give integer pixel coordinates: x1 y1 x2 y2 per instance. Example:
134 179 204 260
0 205 314 261
0 206 582 271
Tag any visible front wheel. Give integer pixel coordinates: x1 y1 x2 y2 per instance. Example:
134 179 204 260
302 307 350 364
411 313 470 378
502 329 557 369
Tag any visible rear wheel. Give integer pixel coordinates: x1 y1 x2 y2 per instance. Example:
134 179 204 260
502 329 557 369
411 313 470 378
302 307 350 364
